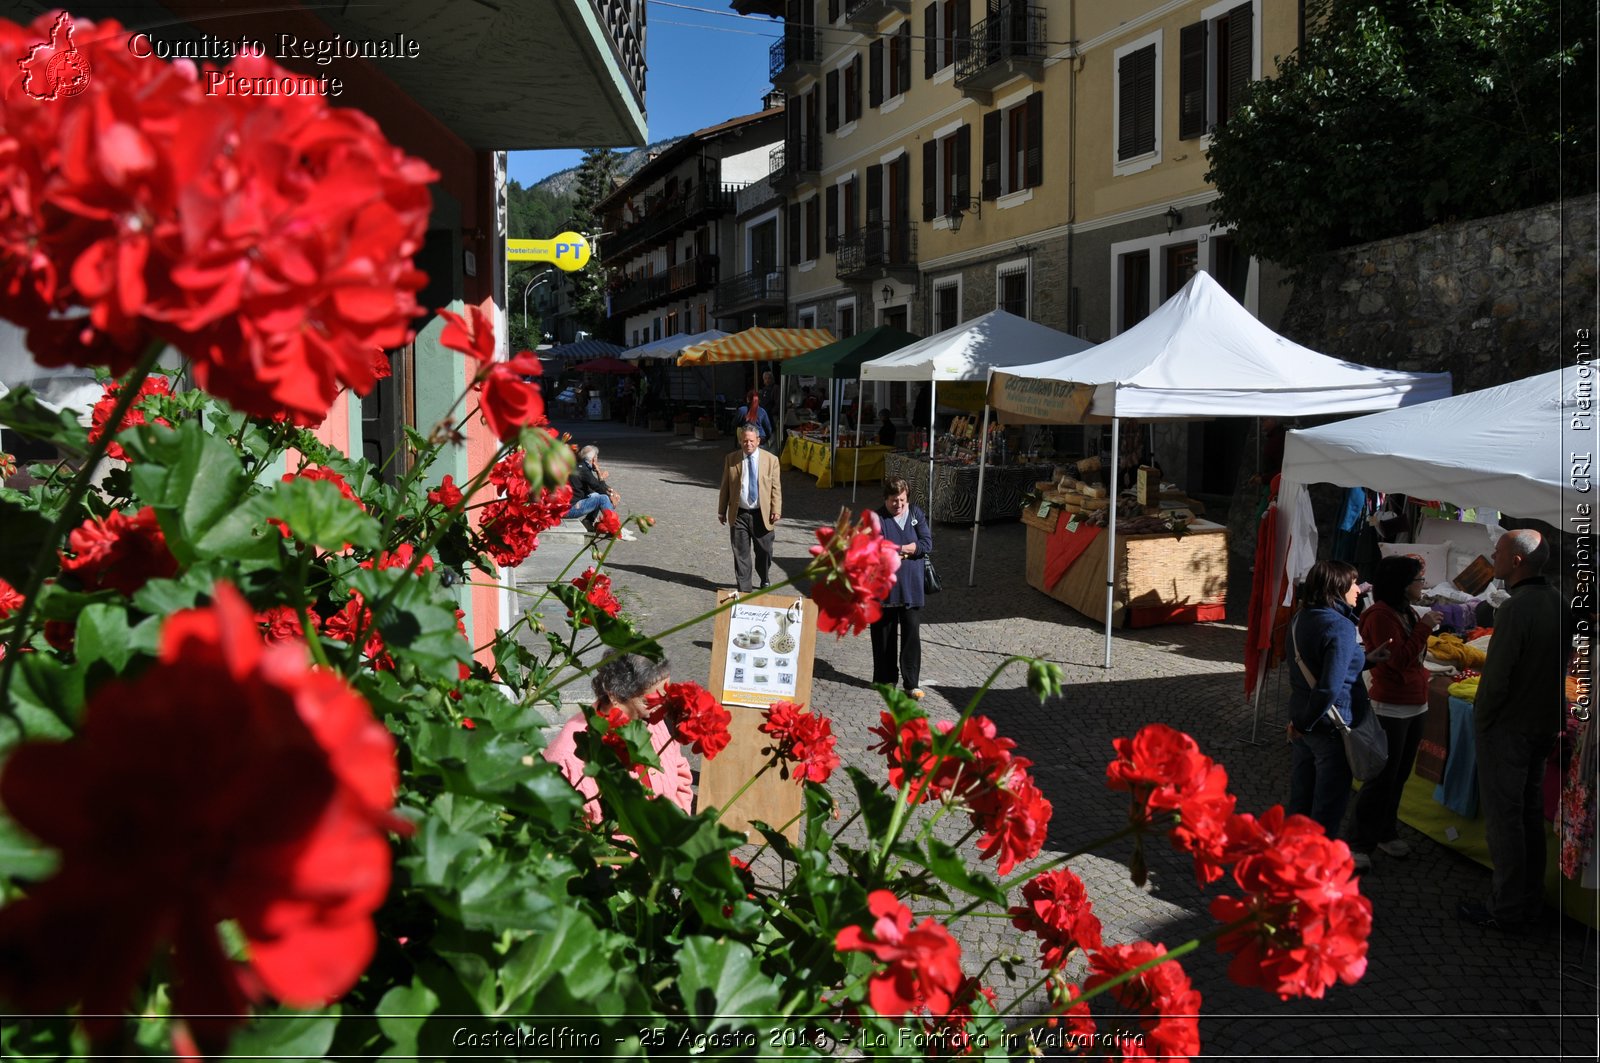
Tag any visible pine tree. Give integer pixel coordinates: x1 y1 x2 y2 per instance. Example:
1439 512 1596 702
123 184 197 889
570 148 621 338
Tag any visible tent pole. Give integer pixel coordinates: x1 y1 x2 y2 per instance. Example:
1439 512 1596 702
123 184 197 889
852 391 864 506
969 404 992 586
1248 657 1269 745
1104 417 1119 669
927 381 938 519
776 375 786 450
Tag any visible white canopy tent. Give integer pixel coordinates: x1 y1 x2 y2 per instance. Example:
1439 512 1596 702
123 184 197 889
985 271 1453 667
858 309 1095 522
623 329 729 361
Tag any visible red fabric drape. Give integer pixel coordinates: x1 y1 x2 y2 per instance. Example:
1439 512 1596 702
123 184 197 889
1045 520 1102 591
1244 502 1284 699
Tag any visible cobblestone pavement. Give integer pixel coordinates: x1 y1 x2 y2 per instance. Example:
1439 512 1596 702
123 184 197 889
517 419 1598 1061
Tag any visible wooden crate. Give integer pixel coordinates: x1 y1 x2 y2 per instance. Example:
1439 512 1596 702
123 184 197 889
1024 520 1229 627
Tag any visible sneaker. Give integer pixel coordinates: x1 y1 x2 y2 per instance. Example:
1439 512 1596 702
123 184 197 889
1351 851 1372 873
619 528 638 542
1457 901 1524 934
580 514 597 533
1377 838 1411 858
907 688 926 700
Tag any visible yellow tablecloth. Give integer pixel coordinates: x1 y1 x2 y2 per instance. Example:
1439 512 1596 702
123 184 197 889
780 436 892 488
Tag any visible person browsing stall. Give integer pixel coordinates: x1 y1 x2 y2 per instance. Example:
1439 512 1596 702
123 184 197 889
717 423 782 592
869 477 933 700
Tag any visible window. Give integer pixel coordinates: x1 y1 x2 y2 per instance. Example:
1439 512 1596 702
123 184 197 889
1109 224 1256 335
803 196 820 262
1119 250 1150 332
826 175 858 252
797 307 817 329
921 125 972 221
996 260 1028 317
665 309 679 336
1164 242 1199 300
933 278 961 333
836 299 856 339
843 55 862 124
652 317 662 340
982 93 1043 199
1180 1 1256 139
1113 31 1161 173
871 21 913 107
924 1 971 78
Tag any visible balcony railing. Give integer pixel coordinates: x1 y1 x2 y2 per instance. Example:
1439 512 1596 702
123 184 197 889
610 257 720 317
715 268 787 313
770 135 821 188
845 0 910 29
836 222 917 279
587 0 647 116
606 182 741 258
955 6 1046 100
735 173 782 216
768 27 821 84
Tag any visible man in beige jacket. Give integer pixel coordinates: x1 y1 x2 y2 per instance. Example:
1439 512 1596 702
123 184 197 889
717 423 782 591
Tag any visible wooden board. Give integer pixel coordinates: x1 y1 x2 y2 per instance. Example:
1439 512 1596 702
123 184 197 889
698 590 816 842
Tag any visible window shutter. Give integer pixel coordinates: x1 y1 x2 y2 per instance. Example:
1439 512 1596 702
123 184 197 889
981 109 1001 200
849 56 863 121
922 140 938 220
1178 21 1207 139
845 176 859 235
1224 2 1253 124
788 202 801 265
1119 46 1155 160
898 23 912 95
955 124 972 200
869 39 884 107
866 164 883 224
955 0 971 62
805 198 819 261
1025 92 1044 188
828 0 839 22
925 4 939 79
895 157 911 225
826 68 839 132
826 183 839 251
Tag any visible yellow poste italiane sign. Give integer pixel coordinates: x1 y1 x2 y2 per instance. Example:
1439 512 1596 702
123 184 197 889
507 231 591 271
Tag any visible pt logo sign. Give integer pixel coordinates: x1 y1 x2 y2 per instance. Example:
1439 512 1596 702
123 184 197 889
506 231 592 272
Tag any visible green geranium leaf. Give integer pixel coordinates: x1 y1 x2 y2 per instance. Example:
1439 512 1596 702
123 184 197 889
0 811 58 881
73 603 135 676
268 477 382 552
11 654 81 738
226 1006 339 1062
848 766 897 839
497 908 612 1014
349 568 467 676
376 978 439 1055
0 497 60 587
922 836 1007 907
124 421 252 563
0 387 88 458
676 937 779 1032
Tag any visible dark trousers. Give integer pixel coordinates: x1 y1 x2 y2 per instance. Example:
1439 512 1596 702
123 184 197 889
1350 710 1426 852
1288 726 1354 840
869 606 921 690
1476 728 1556 925
729 508 773 592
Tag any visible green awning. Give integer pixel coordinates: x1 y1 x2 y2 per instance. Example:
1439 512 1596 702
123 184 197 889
778 325 921 380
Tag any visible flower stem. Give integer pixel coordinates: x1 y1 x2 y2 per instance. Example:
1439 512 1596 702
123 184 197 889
0 342 165 706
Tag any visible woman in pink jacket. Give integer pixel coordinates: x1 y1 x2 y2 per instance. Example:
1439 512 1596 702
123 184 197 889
543 654 695 823
1353 554 1442 870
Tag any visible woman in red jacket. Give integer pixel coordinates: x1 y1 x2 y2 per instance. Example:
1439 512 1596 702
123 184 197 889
1353 554 1443 870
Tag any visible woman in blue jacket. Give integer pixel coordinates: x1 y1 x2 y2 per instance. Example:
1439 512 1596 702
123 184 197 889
1287 559 1388 839
870 476 933 699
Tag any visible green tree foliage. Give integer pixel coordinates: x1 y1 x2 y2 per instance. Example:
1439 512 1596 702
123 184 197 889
571 148 623 339
1206 0 1593 274
506 178 576 241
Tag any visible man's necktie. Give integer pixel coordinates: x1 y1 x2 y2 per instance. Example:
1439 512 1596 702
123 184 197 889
745 454 757 508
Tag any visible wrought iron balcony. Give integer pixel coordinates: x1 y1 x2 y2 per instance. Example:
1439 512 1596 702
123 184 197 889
835 222 917 280
768 27 821 86
610 257 720 317
770 135 821 191
955 5 1046 103
846 0 911 30
735 173 783 216
587 0 647 116
604 182 741 258
714 268 787 315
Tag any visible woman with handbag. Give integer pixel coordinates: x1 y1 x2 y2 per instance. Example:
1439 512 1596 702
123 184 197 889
1287 560 1391 840
1350 555 1442 870
870 477 933 699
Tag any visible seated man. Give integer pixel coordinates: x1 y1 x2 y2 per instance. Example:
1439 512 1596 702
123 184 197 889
565 444 636 540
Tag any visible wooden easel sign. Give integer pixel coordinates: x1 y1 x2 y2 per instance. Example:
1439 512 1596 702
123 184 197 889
699 590 818 841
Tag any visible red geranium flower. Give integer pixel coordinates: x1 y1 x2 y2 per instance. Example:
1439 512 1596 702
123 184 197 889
437 305 496 367
969 768 1053 876
806 509 901 637
759 701 841 784
568 567 621 625
1009 868 1104 969
835 890 965 1018
477 351 547 442
1084 942 1202 1061
1107 724 1240 885
0 584 404 1046
427 475 463 509
1209 806 1372 1000
477 451 571 566
924 975 998 1055
0 577 23 620
88 375 172 462
323 591 393 671
59 506 178 596
646 681 732 760
358 542 434 577
256 604 321 644
594 508 622 540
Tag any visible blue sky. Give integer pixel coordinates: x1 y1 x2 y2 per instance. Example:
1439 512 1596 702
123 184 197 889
509 6 781 188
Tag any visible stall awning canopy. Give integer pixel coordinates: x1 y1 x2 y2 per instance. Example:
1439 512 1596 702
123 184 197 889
679 327 836 365
625 329 728 361
780 326 922 380
988 272 1452 422
1282 367 1579 526
547 338 625 360
858 310 1094 382
570 356 639 375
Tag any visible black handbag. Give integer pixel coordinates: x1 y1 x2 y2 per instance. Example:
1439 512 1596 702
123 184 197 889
1290 619 1388 781
922 555 942 595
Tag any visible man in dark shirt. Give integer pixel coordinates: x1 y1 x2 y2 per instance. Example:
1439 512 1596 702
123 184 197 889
1460 529 1564 932
565 445 635 540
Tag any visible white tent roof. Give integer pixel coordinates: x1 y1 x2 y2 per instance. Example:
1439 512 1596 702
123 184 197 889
988 272 1452 421
1281 367 1580 526
858 309 1094 382
625 329 728 360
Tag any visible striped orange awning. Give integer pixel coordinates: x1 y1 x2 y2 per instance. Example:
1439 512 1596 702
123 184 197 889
678 327 837 365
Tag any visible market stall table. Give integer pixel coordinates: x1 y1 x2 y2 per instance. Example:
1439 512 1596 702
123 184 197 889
781 435 892 489
1022 507 1229 627
883 452 1056 523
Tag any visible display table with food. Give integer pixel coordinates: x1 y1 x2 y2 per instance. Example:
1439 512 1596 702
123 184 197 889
883 451 1059 524
780 430 893 489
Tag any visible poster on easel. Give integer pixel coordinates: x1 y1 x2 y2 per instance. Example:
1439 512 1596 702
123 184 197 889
699 590 818 841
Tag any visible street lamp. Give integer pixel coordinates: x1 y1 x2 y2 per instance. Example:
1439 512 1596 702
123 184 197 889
522 271 553 332
881 284 894 304
945 197 982 233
